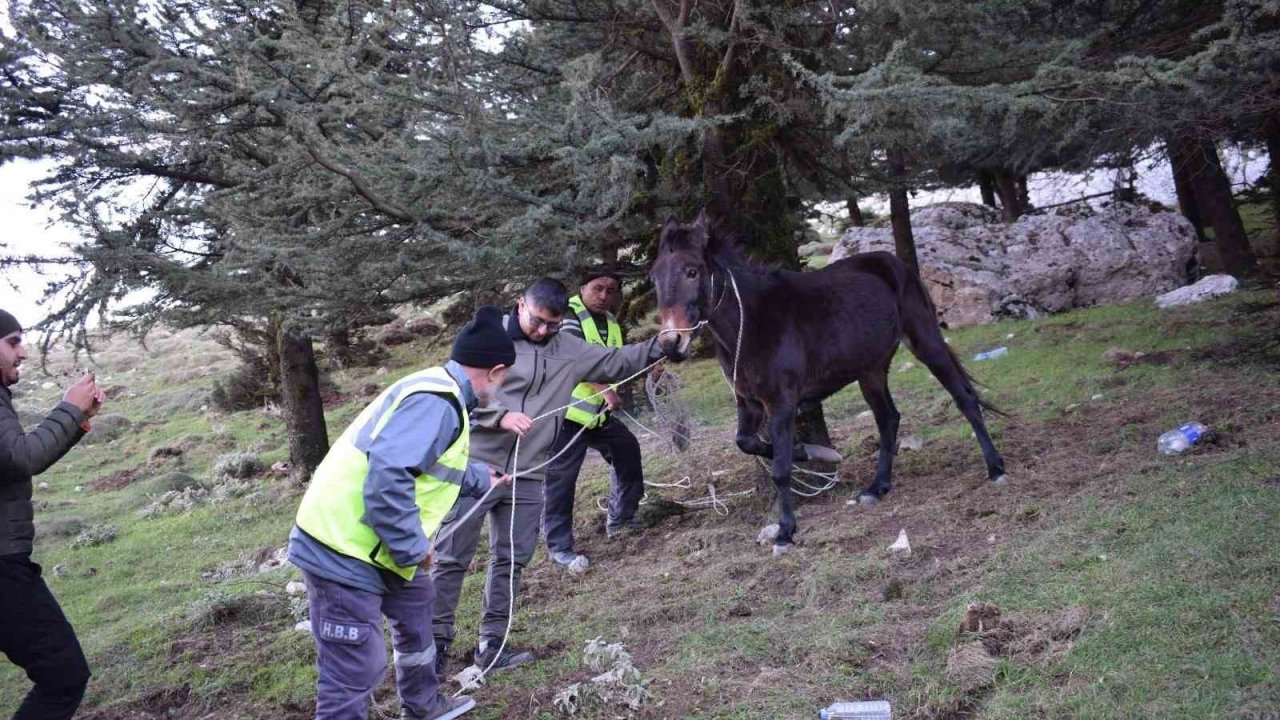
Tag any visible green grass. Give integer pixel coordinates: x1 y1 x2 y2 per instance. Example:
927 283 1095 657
4 288 1280 719
973 454 1280 719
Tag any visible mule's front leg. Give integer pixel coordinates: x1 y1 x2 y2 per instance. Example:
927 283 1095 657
767 404 798 552
734 396 772 458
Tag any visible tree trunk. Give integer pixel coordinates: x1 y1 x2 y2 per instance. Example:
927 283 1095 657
977 171 997 208
1264 117 1280 232
279 323 330 483
654 0 800 269
992 169 1024 222
1169 145 1207 243
325 327 353 370
888 149 919 274
1111 166 1137 204
846 197 865 227
601 228 620 266
1168 132 1257 276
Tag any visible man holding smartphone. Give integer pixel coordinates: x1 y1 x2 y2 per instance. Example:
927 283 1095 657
0 308 104 720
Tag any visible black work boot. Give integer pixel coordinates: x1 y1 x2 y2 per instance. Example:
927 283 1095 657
472 637 534 672
605 516 645 538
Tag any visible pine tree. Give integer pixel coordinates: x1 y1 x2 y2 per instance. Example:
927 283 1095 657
0 0 574 478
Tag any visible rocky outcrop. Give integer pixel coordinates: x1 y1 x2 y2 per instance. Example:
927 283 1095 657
830 202 1198 326
1154 274 1238 308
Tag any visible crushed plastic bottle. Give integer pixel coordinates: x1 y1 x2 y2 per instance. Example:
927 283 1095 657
1158 422 1209 455
820 700 892 720
972 346 1008 362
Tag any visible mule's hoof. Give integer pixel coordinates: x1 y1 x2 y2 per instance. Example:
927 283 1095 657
756 524 781 545
800 443 843 464
992 474 1009 486
771 543 792 557
858 493 879 506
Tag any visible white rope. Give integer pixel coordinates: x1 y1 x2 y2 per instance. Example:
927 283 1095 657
616 408 658 438
645 475 693 489
632 269 845 518
593 480 692 514
444 280 846 691
446 324 712 694
726 270 744 394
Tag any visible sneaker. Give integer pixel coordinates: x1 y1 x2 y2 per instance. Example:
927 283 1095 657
473 639 535 672
551 550 590 574
605 517 645 538
407 693 475 720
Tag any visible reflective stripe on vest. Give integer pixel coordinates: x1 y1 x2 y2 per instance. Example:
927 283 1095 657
295 367 470 581
565 294 622 429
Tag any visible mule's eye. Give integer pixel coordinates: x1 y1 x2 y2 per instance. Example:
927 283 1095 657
685 268 698 279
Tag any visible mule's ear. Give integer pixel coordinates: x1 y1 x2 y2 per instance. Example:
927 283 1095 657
693 207 723 253
659 215 681 248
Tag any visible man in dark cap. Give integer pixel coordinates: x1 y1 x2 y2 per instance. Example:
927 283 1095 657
0 308 104 720
542 267 648 570
288 306 518 720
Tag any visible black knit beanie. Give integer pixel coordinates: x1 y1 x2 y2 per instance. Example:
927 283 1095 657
0 310 21 338
451 306 516 369
579 265 622 287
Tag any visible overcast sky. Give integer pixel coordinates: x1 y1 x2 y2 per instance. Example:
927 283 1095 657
0 9 74 332
1 160 79 331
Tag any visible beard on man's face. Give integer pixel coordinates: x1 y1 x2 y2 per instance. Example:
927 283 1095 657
0 359 18 387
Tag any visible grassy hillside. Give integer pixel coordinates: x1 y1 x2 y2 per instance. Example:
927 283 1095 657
3 285 1280 719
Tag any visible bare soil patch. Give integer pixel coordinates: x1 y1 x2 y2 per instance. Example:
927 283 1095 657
501 344 1280 719
89 468 142 493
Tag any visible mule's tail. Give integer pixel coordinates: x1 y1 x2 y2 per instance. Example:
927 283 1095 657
897 266 1008 418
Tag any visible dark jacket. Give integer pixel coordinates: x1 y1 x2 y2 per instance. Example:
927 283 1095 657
0 385 86 556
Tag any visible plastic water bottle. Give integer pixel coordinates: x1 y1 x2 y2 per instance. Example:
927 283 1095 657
972 346 1008 362
819 700 892 720
1158 422 1209 455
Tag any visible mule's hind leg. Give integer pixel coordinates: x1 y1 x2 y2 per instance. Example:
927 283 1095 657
913 343 1007 483
857 368 901 504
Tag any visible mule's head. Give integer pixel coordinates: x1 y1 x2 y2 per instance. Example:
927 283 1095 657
651 209 718 362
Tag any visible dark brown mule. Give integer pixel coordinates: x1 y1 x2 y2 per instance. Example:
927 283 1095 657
651 211 1007 552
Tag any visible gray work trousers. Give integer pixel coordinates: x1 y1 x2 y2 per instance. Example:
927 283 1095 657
430 478 542 645
543 417 644 554
303 570 440 720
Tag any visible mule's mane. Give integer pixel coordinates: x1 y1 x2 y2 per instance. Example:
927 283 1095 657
704 225 785 284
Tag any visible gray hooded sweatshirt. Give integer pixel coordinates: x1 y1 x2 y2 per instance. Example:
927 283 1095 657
470 311 662 482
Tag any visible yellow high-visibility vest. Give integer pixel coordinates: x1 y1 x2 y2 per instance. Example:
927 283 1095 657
564 294 622 429
296 367 469 581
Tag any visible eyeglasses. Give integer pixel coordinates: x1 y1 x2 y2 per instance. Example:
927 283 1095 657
521 304 562 333
528 315 561 332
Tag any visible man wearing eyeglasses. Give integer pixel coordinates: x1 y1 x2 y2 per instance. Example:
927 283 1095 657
430 278 665 679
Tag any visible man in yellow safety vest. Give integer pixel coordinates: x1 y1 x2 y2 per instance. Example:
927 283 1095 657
288 307 516 720
543 268 648 571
